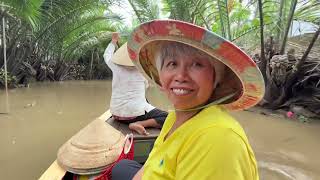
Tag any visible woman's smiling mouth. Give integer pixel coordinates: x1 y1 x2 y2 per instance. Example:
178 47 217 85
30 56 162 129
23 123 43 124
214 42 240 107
171 88 194 96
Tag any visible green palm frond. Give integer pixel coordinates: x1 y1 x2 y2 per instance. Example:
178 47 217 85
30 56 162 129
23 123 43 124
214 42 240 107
162 0 217 27
162 0 194 22
261 0 281 35
190 0 216 29
62 15 121 61
217 0 231 39
295 0 320 24
35 0 100 40
1 0 43 28
127 0 160 23
229 1 253 39
64 31 114 60
30 0 122 61
46 16 118 52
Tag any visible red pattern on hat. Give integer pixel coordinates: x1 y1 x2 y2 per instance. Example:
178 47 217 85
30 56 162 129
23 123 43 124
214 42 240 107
128 48 137 61
217 42 256 73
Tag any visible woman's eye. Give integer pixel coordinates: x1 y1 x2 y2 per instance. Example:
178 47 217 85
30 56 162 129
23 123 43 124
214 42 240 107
192 62 203 67
166 61 177 68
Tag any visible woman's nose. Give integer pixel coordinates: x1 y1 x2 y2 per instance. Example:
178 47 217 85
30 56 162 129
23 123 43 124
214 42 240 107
174 66 189 83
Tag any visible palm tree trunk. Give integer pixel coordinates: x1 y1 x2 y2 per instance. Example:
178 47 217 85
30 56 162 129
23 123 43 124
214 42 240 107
272 26 320 108
276 0 285 43
296 26 320 70
218 0 226 38
257 0 267 83
280 0 297 54
89 49 94 80
225 0 231 40
2 15 10 113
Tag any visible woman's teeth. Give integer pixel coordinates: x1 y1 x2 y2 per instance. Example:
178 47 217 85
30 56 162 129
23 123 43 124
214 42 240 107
172 88 190 95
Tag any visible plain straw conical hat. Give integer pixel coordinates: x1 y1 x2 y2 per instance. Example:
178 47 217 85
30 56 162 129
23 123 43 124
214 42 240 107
112 42 134 67
57 118 125 175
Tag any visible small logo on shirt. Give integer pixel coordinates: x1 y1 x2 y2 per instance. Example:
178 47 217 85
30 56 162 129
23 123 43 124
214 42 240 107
159 159 164 167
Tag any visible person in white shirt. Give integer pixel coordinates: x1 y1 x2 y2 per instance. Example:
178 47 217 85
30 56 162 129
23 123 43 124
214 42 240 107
103 33 167 135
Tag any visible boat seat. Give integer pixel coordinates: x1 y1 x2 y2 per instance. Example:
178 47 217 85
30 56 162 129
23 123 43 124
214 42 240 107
106 117 161 163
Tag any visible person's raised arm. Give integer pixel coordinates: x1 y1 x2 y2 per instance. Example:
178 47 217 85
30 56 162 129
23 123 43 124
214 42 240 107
103 32 119 65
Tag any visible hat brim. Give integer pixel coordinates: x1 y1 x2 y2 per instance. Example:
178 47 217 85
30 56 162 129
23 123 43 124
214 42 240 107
57 118 124 174
127 19 265 111
112 42 134 67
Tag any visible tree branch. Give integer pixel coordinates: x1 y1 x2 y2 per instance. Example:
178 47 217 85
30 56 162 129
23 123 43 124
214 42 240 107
280 0 297 54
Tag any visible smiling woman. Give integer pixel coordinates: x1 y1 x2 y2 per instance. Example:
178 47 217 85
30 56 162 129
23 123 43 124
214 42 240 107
157 42 216 110
110 19 265 180
155 41 227 110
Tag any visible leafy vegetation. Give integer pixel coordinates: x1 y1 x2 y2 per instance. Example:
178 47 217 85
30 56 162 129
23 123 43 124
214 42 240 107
1 0 319 116
0 0 122 84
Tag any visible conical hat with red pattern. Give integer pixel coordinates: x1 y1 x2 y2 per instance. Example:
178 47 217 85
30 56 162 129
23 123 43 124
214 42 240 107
127 19 265 111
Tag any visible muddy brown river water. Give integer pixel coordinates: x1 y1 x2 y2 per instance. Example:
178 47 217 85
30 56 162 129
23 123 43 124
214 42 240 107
0 80 319 180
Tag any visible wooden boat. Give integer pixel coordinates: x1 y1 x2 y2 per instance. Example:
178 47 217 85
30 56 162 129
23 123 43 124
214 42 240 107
39 110 161 180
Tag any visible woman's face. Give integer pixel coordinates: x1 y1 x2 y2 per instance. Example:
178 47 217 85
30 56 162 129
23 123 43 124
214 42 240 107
159 53 215 110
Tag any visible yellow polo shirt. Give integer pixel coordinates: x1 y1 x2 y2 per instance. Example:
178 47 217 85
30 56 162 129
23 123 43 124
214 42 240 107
142 106 259 180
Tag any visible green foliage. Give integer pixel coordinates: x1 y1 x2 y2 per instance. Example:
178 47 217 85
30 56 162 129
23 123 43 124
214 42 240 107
0 69 17 86
3 0 318 64
217 0 231 39
230 2 259 41
1 0 43 28
33 0 122 61
1 0 124 64
162 0 193 22
0 0 127 83
1 0 319 77
127 0 160 22
162 0 217 28
295 0 320 24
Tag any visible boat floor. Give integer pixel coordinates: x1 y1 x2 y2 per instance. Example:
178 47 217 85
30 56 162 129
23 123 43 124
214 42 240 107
39 110 161 180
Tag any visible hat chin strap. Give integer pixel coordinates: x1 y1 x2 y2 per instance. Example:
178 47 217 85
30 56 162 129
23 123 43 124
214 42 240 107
175 92 236 112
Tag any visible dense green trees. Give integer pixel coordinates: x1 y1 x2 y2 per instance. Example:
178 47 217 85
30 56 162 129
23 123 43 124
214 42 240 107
127 0 320 115
1 0 319 115
0 0 121 85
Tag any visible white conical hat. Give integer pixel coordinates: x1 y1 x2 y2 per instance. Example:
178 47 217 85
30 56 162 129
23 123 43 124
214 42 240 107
57 118 125 174
112 42 134 67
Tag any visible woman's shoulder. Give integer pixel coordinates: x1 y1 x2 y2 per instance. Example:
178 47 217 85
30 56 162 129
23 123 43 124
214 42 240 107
191 106 249 143
198 106 242 129
184 123 252 161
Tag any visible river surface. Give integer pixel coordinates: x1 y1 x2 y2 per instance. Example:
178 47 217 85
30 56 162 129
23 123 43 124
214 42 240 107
0 80 319 180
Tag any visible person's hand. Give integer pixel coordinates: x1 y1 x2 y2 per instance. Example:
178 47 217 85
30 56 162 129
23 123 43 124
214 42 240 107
111 32 119 45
